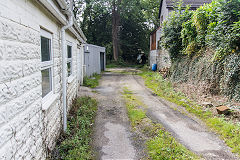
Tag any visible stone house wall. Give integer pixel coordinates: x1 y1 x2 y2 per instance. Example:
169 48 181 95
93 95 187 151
149 49 171 70
0 0 84 159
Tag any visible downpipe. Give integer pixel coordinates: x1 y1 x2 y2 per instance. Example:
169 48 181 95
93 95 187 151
61 0 74 132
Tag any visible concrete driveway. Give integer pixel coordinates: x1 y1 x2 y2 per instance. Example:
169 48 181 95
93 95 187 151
81 68 237 160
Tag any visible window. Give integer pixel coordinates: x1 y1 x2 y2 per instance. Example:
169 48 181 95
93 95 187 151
67 45 72 77
41 29 53 98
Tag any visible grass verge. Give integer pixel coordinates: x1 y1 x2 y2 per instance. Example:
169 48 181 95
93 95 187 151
53 96 97 160
83 73 101 88
139 71 240 156
122 87 199 160
106 61 144 68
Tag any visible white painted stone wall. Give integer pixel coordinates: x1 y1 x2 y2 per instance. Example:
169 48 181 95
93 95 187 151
149 50 157 67
0 0 83 159
149 49 171 70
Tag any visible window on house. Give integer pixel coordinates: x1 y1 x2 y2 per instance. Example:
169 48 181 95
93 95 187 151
67 45 72 77
41 29 53 98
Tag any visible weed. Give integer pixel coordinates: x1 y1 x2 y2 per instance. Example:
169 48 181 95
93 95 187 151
122 88 199 160
53 96 97 160
139 71 240 156
83 73 101 88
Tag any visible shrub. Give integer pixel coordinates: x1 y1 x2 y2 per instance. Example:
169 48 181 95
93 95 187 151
206 0 240 60
161 0 240 61
161 3 193 60
54 97 98 160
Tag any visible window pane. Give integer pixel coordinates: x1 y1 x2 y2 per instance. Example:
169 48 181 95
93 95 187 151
67 45 72 58
41 36 51 62
67 62 71 77
41 68 52 97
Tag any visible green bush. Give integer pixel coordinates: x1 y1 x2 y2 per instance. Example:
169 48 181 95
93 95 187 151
206 0 240 60
161 0 240 61
161 3 193 60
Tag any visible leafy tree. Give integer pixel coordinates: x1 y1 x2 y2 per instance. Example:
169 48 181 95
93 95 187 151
141 0 162 28
74 0 161 63
161 3 193 60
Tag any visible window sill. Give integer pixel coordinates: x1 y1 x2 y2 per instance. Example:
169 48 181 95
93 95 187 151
68 75 76 84
42 93 59 111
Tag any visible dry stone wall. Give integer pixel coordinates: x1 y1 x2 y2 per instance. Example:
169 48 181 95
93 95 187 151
149 49 171 70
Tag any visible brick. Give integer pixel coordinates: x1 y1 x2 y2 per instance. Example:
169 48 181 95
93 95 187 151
216 106 230 115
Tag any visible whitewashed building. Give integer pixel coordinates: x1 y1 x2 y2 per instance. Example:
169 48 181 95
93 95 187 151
0 0 88 159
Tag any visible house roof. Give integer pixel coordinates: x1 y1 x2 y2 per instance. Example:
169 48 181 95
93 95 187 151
150 26 161 35
158 0 212 18
166 0 212 8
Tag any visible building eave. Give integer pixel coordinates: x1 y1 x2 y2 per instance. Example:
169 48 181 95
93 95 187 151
158 0 164 19
73 20 87 42
38 0 67 25
38 0 87 43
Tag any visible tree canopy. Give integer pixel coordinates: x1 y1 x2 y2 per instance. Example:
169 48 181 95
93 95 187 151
74 0 161 63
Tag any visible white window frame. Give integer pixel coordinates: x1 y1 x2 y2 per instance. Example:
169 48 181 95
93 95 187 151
67 42 73 77
40 29 54 102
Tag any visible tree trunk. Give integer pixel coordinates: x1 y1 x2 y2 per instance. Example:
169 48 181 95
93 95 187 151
112 0 121 61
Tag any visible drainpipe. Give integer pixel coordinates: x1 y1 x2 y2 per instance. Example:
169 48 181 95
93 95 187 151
61 0 74 132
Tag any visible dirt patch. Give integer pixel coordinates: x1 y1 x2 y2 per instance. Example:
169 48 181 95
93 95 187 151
174 82 240 124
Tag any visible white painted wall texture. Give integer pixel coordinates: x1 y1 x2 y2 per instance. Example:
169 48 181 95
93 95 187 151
150 49 171 70
0 0 84 159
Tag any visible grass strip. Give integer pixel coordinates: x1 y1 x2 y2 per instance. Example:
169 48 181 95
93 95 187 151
139 71 240 156
55 96 97 160
122 87 199 160
106 61 144 68
83 73 101 88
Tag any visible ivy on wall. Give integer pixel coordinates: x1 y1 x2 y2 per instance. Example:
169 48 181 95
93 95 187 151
161 0 240 61
160 0 240 101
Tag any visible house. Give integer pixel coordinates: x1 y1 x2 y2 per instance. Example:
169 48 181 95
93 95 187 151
149 0 212 70
0 0 104 159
